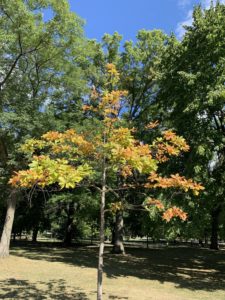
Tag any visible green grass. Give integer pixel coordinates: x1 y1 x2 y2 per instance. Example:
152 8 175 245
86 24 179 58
1 242 225 299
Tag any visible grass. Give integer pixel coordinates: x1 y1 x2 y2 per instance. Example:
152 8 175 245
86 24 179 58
1 242 225 299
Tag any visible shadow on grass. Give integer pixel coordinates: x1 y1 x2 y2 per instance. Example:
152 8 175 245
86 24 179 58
0 278 88 299
11 241 225 293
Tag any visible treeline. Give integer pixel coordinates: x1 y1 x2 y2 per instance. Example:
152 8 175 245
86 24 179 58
0 0 225 259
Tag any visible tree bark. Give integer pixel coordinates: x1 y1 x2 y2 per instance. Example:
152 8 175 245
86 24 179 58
0 190 17 258
32 226 39 242
97 163 106 300
64 222 73 246
204 230 208 247
210 206 221 250
112 210 125 255
64 202 75 246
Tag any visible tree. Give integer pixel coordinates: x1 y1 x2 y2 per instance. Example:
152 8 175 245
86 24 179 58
120 30 167 124
90 30 168 253
10 64 203 300
47 189 99 245
11 190 50 242
0 0 93 257
157 3 225 249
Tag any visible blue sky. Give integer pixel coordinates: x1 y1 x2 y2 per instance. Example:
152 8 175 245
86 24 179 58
68 0 225 42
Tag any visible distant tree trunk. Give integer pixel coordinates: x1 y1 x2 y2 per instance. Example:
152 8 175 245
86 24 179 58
64 202 75 247
198 239 203 247
64 221 73 246
147 234 149 249
204 230 208 247
0 190 17 258
91 225 94 245
210 206 221 250
111 226 115 245
32 226 39 242
112 210 125 255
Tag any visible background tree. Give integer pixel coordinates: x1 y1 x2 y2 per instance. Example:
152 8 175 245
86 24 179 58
46 189 99 245
120 30 167 125
157 3 225 249
0 0 95 257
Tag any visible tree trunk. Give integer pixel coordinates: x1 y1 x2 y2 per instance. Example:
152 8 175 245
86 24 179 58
64 202 75 246
111 225 115 245
32 226 39 242
64 222 73 246
0 190 17 258
204 231 208 247
97 164 106 300
147 234 149 249
210 206 221 250
112 210 125 255
91 225 94 245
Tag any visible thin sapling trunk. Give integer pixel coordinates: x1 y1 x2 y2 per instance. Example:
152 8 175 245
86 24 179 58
97 161 106 300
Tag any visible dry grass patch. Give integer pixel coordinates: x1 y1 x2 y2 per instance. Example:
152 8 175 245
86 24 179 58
0 243 225 299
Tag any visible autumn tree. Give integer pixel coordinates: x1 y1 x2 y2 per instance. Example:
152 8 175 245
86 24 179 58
90 30 168 252
10 64 203 300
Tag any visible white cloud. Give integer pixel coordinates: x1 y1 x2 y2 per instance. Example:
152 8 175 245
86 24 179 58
176 0 225 39
178 0 192 7
176 9 193 39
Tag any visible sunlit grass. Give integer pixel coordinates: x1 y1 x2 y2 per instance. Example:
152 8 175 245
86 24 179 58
1 243 225 299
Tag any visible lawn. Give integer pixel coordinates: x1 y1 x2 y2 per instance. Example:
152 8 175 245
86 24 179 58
1 243 225 299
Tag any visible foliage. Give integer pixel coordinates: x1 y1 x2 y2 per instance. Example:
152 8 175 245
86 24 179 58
157 3 225 246
0 0 94 189
10 64 203 222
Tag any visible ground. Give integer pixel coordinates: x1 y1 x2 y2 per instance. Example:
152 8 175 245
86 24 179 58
1 243 225 299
